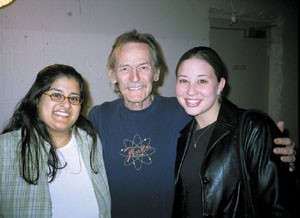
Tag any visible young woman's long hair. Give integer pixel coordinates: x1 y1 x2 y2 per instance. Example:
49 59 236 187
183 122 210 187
2 64 98 184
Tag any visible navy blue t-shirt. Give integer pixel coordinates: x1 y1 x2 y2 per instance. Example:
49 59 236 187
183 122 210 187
88 96 191 218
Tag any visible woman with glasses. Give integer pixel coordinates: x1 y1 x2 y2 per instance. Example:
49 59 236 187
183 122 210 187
0 64 111 218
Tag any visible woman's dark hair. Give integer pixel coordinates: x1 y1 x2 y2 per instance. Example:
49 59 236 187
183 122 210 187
2 64 98 184
175 46 230 96
175 46 228 81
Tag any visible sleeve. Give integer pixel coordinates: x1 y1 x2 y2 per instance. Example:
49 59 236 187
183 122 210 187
240 110 295 217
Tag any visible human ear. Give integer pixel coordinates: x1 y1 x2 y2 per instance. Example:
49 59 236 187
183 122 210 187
153 69 160 81
108 69 117 84
217 78 226 95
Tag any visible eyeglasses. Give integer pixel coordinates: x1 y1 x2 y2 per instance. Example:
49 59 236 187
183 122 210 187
43 92 83 105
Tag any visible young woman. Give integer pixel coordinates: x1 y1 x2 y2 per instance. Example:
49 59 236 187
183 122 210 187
0 64 111 218
173 47 296 217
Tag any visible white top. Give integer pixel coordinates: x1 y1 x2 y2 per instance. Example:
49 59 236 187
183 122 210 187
49 133 99 218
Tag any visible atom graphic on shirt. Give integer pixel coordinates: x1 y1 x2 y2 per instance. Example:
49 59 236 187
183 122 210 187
119 134 156 171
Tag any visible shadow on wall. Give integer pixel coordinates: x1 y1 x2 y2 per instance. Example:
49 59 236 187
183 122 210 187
82 78 93 117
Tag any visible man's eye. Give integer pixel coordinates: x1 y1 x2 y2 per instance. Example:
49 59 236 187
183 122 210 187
119 67 130 72
139 65 151 71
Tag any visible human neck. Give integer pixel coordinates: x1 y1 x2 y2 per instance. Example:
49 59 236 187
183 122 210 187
124 95 154 111
51 130 72 149
195 102 220 128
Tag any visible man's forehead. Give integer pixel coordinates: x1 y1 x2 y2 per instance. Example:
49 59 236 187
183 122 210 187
115 43 153 65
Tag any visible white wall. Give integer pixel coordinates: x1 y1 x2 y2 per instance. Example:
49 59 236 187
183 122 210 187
0 0 298 145
0 0 210 130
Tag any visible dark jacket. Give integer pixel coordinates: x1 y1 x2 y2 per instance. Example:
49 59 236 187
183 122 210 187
173 97 293 218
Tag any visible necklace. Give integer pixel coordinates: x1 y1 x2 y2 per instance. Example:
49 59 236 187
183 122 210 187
193 123 214 148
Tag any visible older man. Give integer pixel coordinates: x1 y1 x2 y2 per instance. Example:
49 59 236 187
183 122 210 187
88 29 296 218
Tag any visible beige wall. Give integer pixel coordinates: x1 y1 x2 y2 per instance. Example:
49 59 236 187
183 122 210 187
0 0 297 144
0 0 210 129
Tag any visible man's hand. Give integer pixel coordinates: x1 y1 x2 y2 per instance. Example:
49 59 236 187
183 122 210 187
273 121 297 172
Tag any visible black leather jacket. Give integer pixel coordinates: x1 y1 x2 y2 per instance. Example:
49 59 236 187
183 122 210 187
173 98 293 218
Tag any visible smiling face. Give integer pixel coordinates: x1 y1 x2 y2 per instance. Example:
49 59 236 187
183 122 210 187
38 76 81 137
109 42 160 110
176 58 225 126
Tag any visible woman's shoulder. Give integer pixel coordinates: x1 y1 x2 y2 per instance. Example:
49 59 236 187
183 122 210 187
0 129 21 141
74 127 93 140
239 109 280 137
0 130 21 159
